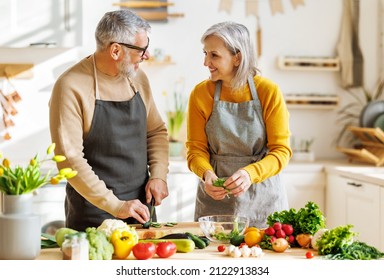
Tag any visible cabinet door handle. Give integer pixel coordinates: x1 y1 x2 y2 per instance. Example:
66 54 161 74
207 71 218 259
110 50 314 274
347 182 362 187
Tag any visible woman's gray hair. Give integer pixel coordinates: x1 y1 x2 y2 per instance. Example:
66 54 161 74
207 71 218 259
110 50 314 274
95 10 151 51
201 21 259 89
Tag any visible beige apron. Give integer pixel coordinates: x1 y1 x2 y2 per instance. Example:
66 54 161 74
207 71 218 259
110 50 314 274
194 77 288 228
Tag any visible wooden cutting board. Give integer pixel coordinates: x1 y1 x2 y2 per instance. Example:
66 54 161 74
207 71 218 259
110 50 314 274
130 222 203 239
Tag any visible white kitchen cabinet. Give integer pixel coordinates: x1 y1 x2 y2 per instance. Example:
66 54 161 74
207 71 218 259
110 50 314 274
156 160 199 222
381 187 384 251
282 170 326 213
326 174 382 250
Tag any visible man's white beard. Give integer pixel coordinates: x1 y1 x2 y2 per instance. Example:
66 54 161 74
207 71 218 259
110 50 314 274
118 57 137 78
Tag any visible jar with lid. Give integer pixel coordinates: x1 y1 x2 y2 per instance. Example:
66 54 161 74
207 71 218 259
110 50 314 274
62 232 89 260
62 233 80 260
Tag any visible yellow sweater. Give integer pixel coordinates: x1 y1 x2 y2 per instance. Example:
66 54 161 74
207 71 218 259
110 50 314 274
49 55 169 217
186 76 292 183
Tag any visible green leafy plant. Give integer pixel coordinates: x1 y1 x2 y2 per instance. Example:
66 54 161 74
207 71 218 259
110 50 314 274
291 137 314 153
163 78 188 142
0 143 77 195
336 78 384 147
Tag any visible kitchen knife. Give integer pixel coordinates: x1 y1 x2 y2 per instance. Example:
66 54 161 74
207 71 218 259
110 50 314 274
142 197 155 229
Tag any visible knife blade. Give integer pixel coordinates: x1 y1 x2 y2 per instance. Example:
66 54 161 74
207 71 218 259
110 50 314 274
142 197 155 229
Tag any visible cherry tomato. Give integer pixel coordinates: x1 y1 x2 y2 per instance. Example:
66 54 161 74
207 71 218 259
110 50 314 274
239 242 247 248
305 251 314 259
217 245 226 252
156 242 177 258
132 242 156 260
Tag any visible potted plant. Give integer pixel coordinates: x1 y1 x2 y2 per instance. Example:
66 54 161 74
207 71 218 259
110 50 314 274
335 78 384 147
0 143 77 195
291 137 315 162
0 143 77 260
163 79 188 158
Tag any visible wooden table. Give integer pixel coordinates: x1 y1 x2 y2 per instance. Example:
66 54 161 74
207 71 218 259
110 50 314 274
37 244 317 260
37 222 318 260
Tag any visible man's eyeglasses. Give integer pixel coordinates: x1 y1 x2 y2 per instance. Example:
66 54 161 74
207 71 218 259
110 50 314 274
111 37 150 57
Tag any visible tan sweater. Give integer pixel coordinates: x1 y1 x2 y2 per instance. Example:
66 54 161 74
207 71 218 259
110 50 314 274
49 55 169 217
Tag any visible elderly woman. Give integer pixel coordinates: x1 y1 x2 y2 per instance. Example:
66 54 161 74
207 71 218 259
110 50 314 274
186 21 292 228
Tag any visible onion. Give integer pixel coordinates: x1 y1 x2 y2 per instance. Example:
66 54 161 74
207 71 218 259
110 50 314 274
311 228 328 250
295 233 312 248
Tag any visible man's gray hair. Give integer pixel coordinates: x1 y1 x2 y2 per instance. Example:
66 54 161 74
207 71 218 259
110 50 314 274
95 9 151 51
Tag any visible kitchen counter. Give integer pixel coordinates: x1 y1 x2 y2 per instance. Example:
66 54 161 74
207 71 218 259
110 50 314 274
287 159 384 186
36 222 318 260
37 245 317 260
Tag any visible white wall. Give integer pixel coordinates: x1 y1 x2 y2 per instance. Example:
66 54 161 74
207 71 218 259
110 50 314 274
0 0 381 161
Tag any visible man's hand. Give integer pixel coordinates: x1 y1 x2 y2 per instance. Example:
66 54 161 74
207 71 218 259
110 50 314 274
116 199 150 224
145 178 169 206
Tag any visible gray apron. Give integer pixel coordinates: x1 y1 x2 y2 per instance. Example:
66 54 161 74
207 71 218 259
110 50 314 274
194 77 288 228
65 56 154 231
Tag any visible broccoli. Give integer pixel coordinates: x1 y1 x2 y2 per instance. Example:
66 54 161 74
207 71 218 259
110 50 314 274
85 227 114 260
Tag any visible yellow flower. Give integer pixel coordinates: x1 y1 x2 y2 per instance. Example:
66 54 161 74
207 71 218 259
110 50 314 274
53 155 66 162
0 143 77 195
2 158 10 168
47 143 56 155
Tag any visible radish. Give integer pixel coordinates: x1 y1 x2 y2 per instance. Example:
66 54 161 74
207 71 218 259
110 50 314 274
282 224 294 235
273 222 282 231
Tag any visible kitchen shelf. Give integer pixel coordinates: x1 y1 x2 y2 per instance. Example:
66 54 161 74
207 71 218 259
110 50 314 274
113 1 175 8
115 0 184 22
278 56 340 71
285 93 339 110
0 63 34 78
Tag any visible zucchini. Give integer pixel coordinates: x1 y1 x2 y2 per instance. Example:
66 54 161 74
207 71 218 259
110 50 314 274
139 238 195 253
186 232 207 249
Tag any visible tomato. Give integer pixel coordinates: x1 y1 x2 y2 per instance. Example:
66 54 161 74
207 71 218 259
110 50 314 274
305 251 314 259
217 245 226 252
156 242 177 258
132 242 156 260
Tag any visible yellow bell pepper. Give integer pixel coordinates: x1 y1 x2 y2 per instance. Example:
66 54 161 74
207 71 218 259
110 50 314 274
110 230 136 259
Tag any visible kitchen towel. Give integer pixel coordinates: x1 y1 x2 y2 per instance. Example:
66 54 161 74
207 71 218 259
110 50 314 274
337 0 364 89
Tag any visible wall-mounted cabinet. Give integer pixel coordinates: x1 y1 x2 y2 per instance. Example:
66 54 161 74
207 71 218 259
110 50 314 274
0 0 82 47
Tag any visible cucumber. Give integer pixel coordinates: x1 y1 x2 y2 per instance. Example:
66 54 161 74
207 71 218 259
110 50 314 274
138 238 195 253
230 234 244 246
186 232 207 249
198 236 211 246
160 233 191 240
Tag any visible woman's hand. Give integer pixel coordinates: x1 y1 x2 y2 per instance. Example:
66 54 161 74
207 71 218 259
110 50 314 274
203 170 228 200
224 169 252 197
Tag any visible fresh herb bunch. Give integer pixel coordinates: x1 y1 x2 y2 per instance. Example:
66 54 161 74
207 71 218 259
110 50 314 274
0 143 77 195
213 177 230 198
325 241 384 260
295 202 326 235
316 224 357 255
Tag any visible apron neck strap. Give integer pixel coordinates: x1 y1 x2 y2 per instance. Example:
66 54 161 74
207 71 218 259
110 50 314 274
92 54 101 100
